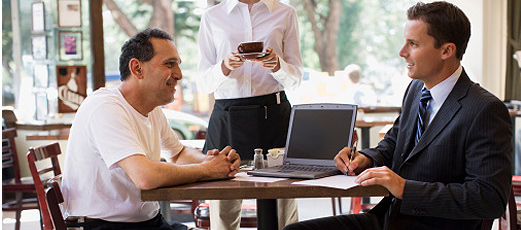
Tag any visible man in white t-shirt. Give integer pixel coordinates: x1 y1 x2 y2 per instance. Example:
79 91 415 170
61 28 241 230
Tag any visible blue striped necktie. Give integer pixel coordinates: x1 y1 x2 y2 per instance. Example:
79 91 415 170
415 88 432 145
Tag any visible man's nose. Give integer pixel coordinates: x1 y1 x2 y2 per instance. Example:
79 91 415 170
398 45 407 58
173 66 182 80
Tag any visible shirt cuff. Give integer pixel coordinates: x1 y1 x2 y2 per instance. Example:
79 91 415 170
211 60 230 80
270 57 289 79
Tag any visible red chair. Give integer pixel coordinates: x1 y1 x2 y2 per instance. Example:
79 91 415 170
27 142 63 230
498 176 521 230
2 127 40 230
45 180 67 230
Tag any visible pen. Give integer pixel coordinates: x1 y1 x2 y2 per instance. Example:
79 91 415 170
346 131 358 175
346 140 357 175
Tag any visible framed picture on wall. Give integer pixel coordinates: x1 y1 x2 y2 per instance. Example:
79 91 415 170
56 65 87 113
31 2 45 32
35 92 48 121
58 0 81 27
31 35 47 60
33 64 48 87
59 31 82 61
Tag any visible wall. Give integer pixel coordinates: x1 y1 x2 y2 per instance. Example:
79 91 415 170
447 0 507 99
15 130 68 177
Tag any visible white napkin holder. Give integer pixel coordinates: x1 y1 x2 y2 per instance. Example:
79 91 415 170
267 148 285 167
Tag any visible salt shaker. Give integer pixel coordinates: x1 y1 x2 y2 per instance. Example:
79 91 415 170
253 148 265 170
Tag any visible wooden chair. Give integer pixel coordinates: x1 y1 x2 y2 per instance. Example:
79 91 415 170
481 176 521 230
27 142 63 230
45 180 67 230
2 127 40 230
497 176 521 230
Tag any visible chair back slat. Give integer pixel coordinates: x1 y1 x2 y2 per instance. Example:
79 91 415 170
2 127 21 182
39 168 55 176
27 142 63 230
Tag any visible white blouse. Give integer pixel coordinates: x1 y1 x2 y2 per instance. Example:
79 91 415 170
197 0 303 100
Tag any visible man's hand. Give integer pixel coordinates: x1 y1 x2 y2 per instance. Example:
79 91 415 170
222 52 245 75
334 147 372 175
355 166 406 199
204 146 240 177
254 47 280 72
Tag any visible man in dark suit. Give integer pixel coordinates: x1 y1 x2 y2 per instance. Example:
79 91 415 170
284 2 513 230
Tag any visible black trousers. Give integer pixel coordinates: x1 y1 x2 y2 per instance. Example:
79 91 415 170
66 213 187 230
204 91 291 160
283 213 382 230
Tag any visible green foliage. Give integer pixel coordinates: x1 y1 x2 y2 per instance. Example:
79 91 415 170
2 0 13 61
337 0 363 70
174 1 202 42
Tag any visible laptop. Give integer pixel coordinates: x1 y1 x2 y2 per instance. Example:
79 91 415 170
247 103 357 179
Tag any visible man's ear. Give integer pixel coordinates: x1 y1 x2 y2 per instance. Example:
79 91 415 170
441 43 456 60
129 58 143 79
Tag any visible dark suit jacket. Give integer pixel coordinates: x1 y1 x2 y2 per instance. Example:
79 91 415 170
361 69 513 230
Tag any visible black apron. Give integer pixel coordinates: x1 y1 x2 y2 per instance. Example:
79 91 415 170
203 91 291 160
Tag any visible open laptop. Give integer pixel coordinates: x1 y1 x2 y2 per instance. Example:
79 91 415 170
247 103 357 179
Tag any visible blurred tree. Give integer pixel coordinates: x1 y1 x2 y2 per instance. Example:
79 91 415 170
300 0 342 75
2 0 15 106
103 0 174 36
102 0 202 72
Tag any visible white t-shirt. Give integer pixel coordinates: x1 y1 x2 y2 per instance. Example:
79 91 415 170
61 87 183 222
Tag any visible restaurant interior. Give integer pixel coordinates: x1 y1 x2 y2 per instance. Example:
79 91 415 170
2 0 520 229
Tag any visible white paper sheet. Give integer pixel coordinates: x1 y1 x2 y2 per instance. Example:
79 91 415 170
232 172 287 183
292 175 360 190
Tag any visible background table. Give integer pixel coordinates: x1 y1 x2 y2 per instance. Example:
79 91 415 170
141 177 388 230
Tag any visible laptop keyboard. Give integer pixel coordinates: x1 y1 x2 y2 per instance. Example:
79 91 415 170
274 165 336 172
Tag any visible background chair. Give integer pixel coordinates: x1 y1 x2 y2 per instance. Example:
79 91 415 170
2 127 40 230
27 142 63 230
193 200 257 229
499 176 521 230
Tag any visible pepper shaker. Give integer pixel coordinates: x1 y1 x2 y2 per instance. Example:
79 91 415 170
253 148 265 170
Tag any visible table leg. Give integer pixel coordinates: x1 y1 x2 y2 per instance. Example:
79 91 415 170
360 127 370 149
257 199 278 230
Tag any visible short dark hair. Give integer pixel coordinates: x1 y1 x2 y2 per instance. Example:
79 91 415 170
407 1 471 60
119 28 173 81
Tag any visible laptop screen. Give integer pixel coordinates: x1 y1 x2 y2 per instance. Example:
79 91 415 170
284 104 357 166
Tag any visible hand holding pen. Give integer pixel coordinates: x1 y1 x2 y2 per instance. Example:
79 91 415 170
334 130 359 176
346 140 357 176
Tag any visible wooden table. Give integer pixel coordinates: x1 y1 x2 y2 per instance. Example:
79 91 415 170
25 128 71 141
141 177 388 229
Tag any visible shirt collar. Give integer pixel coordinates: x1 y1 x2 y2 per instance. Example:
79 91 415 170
225 0 275 14
426 64 462 107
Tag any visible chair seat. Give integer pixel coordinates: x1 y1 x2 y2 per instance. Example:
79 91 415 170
2 177 36 192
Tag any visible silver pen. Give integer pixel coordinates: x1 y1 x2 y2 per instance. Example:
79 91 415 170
346 140 357 175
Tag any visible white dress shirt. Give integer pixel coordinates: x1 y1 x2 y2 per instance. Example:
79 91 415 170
197 0 303 100
425 65 462 125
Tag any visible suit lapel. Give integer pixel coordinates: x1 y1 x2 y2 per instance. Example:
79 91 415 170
402 70 473 164
401 88 421 160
